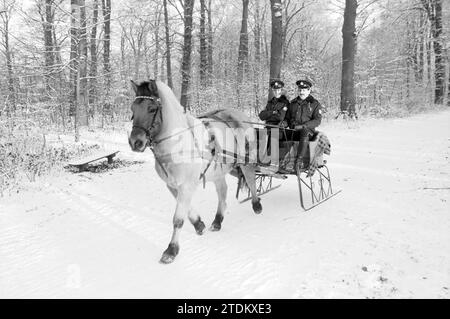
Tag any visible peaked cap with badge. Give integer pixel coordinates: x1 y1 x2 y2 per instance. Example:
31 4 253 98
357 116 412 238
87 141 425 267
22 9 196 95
259 80 289 126
270 80 285 89
284 79 322 131
295 79 312 89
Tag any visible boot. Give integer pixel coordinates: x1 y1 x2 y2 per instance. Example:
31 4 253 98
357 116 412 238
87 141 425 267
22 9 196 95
295 139 309 172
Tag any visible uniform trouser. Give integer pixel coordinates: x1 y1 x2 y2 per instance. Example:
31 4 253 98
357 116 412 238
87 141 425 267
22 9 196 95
265 128 289 151
288 128 314 162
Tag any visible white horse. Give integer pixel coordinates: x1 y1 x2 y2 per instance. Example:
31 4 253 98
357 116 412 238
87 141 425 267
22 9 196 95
128 80 262 264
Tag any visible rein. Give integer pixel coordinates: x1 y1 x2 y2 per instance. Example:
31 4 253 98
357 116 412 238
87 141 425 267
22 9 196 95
132 96 162 147
131 97 291 184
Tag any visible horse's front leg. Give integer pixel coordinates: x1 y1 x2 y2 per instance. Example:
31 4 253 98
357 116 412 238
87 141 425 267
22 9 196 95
166 185 205 235
160 184 196 264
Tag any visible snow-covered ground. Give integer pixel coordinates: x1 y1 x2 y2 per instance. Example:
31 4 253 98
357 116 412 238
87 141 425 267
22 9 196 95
1 110 449 298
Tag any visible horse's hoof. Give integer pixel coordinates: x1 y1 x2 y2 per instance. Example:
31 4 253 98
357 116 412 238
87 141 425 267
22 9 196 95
210 223 221 231
194 220 206 235
252 198 262 214
160 243 179 264
159 254 176 264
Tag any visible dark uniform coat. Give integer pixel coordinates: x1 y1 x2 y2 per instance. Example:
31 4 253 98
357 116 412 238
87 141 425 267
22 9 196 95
285 95 322 132
258 95 289 126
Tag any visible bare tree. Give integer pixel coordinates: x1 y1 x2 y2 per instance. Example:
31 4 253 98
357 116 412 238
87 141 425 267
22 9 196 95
340 0 357 117
421 0 445 104
89 0 99 108
180 0 195 111
153 7 162 80
253 0 262 112
119 8 151 80
269 0 283 91
163 0 173 88
102 0 111 99
282 0 308 62
79 0 88 126
207 0 213 83
237 0 249 84
69 0 79 118
199 0 208 87
0 0 16 114
39 0 55 94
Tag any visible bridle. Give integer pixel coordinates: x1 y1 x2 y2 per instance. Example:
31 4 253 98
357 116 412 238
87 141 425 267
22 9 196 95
132 95 162 147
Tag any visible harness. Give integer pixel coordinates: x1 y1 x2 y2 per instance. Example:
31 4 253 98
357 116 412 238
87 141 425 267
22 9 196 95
131 96 262 188
132 95 217 186
132 96 162 147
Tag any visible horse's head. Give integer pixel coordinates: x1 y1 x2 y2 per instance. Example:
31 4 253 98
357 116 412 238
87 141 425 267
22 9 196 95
128 80 163 152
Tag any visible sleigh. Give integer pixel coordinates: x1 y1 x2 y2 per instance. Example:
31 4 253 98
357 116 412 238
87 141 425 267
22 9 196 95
235 125 341 211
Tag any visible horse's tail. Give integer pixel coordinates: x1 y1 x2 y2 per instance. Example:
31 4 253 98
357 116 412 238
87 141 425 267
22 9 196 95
229 167 241 178
231 166 250 189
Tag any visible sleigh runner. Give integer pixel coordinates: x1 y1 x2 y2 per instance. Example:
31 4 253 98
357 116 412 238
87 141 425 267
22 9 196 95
234 127 341 211
186 118 341 212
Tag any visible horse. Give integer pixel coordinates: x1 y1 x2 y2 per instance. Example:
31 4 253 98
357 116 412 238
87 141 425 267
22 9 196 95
128 80 262 264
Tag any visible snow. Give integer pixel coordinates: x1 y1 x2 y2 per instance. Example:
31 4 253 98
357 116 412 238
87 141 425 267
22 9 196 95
1 110 449 298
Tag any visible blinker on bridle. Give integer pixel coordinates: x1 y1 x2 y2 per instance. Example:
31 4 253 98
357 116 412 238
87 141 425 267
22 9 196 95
132 95 162 147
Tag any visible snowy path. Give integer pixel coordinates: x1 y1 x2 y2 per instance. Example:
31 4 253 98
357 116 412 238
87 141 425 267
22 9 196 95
1 111 449 298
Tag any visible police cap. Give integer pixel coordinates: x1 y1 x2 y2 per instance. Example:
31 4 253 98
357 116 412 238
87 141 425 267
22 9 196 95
296 80 312 89
270 80 284 89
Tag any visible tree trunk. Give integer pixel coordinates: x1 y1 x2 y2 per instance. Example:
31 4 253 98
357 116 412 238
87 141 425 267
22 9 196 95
70 0 80 117
253 0 262 113
102 0 112 101
416 11 425 82
207 0 213 84
448 50 450 106
340 0 358 117
3 14 15 114
237 0 249 84
199 0 208 87
269 0 283 98
448 57 450 106
43 0 55 94
180 0 195 111
79 0 88 126
160 54 166 83
89 0 99 108
154 10 161 80
120 32 125 80
420 25 426 84
406 17 412 99
422 0 445 104
427 27 432 86
5 26 15 114
431 0 444 104
163 0 173 88
51 12 64 126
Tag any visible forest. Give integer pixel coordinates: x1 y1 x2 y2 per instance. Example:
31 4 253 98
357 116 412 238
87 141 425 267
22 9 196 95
0 0 449 194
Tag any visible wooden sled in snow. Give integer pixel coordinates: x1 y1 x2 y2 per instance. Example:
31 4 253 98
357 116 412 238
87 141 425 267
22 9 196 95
67 151 120 172
236 126 341 211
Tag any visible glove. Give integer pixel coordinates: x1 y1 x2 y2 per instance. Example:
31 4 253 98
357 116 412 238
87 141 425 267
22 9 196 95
294 124 305 130
279 121 288 128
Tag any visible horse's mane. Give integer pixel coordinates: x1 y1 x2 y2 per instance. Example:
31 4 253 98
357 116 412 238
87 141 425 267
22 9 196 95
134 80 183 113
153 81 183 111
135 80 159 97
134 80 250 131
198 109 249 129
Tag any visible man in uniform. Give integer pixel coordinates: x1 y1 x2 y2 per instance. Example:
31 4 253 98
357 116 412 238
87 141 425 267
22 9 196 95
258 80 290 166
285 79 322 170
258 80 289 128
